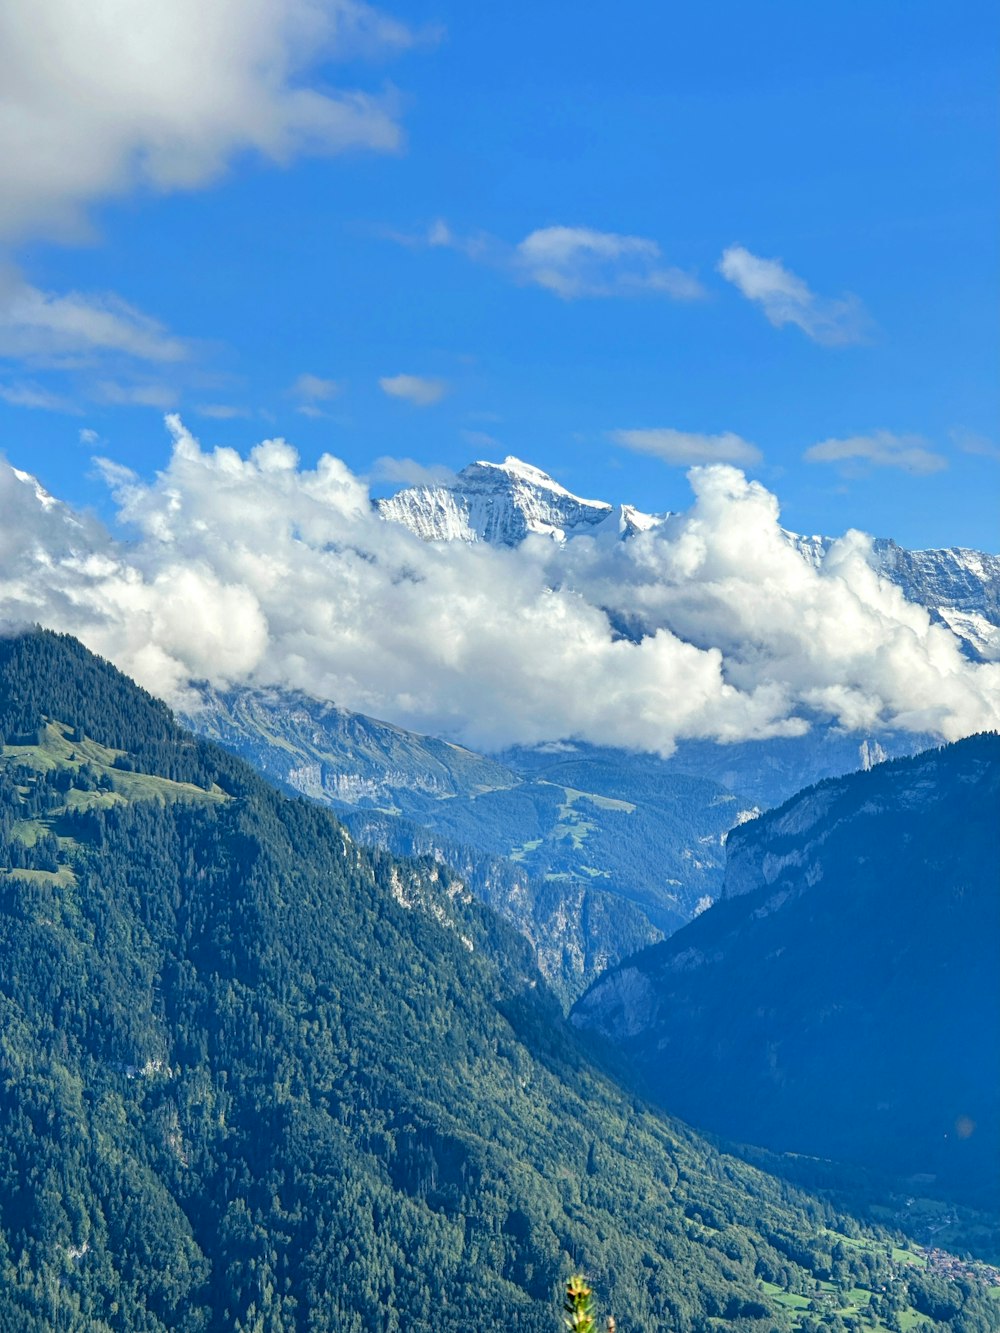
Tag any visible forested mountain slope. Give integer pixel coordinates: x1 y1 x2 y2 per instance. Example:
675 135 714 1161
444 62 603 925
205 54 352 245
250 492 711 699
573 734 1000 1208
2 631 992 1331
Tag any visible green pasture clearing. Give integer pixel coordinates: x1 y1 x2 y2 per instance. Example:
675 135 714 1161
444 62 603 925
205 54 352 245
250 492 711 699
0 866 77 888
1 719 230 808
538 780 637 814
509 837 543 861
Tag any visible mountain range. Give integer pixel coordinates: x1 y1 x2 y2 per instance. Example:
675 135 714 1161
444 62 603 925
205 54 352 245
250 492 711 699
170 455 999 1003
376 456 1000 663
6 630 993 1331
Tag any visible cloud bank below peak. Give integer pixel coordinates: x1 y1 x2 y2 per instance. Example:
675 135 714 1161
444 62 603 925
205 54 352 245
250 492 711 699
0 419 997 756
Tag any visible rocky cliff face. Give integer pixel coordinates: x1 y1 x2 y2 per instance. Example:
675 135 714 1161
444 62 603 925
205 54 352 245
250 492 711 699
181 683 516 807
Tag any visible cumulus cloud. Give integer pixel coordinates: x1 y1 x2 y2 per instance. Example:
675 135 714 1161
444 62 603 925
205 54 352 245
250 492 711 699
390 219 704 301
379 374 448 406
611 428 762 467
804 430 947 475
718 245 868 345
0 0 427 242
0 420 996 755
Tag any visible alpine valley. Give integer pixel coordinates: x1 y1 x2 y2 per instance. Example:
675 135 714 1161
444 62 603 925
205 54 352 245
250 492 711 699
176 458 995 1002
0 629 998 1333
1 456 999 1333
1 2 998 1328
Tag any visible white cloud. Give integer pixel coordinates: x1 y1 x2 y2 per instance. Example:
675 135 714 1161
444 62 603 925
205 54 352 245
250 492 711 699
391 219 704 301
93 380 179 409
425 218 495 261
0 269 189 366
461 429 501 451
195 403 252 420
952 429 1000 462
379 374 448 406
290 373 341 402
370 456 457 486
611 428 762 467
0 381 80 413
804 430 947 475
0 0 426 242
0 420 996 755
289 373 341 418
718 245 868 345
515 226 705 300
79 428 100 445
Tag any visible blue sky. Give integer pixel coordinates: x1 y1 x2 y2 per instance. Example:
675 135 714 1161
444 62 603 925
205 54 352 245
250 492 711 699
1 0 997 549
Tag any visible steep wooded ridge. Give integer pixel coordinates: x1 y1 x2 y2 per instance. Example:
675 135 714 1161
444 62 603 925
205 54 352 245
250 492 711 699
1 631 991 1332
573 734 1000 1208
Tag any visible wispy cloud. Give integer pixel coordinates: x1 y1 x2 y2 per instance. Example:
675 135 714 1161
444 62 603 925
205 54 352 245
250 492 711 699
370 456 457 486
718 245 868 345
379 373 448 406
461 429 501 451
289 372 341 418
391 219 704 301
611 428 762 467
291 373 340 401
424 219 496 261
92 380 179 409
804 430 946 475
195 403 251 420
516 227 705 300
952 429 1000 462
0 269 189 367
0 380 80 413
0 0 430 243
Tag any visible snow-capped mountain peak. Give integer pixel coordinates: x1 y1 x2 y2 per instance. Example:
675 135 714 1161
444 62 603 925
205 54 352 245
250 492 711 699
375 455 616 545
376 454 1000 660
